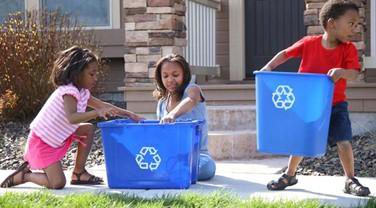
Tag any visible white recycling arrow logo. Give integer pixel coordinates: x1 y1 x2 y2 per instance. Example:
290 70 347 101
135 146 161 171
272 85 295 110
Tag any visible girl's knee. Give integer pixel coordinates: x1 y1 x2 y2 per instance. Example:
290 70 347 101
83 123 95 134
77 123 95 142
198 154 216 181
86 124 95 138
49 177 66 189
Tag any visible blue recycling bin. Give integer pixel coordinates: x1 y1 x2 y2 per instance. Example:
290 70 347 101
254 71 334 157
133 119 201 184
190 121 201 184
98 119 201 189
136 119 201 184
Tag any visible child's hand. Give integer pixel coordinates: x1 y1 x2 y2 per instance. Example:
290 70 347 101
128 112 144 122
96 107 116 120
111 109 144 121
160 115 175 123
327 68 344 82
260 65 272 71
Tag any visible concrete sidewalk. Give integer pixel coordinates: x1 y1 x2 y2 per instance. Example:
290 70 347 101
0 157 374 208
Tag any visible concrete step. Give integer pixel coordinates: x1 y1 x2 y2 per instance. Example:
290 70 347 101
208 130 268 160
121 84 255 114
207 105 256 131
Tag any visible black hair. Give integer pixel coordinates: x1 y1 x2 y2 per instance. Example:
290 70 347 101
153 54 191 101
50 45 98 88
319 0 359 29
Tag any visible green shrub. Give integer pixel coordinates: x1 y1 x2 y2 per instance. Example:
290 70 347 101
0 11 102 121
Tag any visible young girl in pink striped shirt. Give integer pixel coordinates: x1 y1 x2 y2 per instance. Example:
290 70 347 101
0 46 143 189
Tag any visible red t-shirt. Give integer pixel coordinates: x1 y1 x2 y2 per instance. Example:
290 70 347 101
285 35 360 105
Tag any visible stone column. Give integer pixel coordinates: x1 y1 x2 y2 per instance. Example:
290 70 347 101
123 0 186 86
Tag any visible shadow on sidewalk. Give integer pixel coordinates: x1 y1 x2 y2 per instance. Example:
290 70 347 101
191 175 268 194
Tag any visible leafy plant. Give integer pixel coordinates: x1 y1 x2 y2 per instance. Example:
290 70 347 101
0 11 102 121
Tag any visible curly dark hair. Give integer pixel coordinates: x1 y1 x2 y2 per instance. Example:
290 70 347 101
319 0 359 29
50 45 98 88
153 54 191 101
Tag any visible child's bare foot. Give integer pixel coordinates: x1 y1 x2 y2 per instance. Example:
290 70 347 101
0 161 31 188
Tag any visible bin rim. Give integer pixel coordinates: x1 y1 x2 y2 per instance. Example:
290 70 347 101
253 71 333 82
97 118 203 128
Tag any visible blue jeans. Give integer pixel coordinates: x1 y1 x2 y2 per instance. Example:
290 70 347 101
198 153 216 181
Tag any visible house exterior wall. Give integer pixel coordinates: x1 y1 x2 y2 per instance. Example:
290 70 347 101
123 0 186 87
122 0 376 113
364 0 376 82
227 0 369 81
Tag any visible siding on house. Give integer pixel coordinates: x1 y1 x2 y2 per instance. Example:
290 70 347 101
185 0 216 67
216 0 230 80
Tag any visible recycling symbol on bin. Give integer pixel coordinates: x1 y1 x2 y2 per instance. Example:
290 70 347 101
272 85 295 110
135 147 161 171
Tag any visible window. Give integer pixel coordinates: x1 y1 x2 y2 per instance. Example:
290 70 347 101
0 0 25 24
42 0 110 27
0 0 120 29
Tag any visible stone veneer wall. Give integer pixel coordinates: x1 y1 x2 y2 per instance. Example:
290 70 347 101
304 0 367 57
123 0 186 86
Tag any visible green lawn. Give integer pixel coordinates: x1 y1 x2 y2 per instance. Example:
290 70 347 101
0 191 374 208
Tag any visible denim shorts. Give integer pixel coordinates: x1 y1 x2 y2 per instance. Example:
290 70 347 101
327 101 353 146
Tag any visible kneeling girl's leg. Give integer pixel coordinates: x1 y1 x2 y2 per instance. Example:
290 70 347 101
198 153 216 181
70 123 103 184
72 123 95 174
23 161 66 189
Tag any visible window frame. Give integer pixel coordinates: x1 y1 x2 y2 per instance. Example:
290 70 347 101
23 0 120 29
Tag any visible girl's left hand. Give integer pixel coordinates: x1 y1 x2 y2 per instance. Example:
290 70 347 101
97 107 117 120
160 115 175 123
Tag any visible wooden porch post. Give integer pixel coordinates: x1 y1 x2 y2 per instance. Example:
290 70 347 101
229 0 245 81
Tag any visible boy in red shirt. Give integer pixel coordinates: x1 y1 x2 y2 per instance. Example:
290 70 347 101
261 0 370 196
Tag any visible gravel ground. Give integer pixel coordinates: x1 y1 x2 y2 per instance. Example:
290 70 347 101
0 121 375 177
296 131 376 177
0 121 104 170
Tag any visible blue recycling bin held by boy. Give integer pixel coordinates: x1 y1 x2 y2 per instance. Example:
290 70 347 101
254 71 334 157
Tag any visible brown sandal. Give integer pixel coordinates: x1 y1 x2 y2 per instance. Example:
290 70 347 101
70 169 103 185
344 177 370 196
267 173 298 190
0 161 31 188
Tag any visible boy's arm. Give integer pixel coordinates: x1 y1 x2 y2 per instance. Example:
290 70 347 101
161 86 201 123
327 68 359 82
260 50 291 71
88 96 144 121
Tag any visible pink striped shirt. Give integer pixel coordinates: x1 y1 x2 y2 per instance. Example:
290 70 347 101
30 83 90 148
